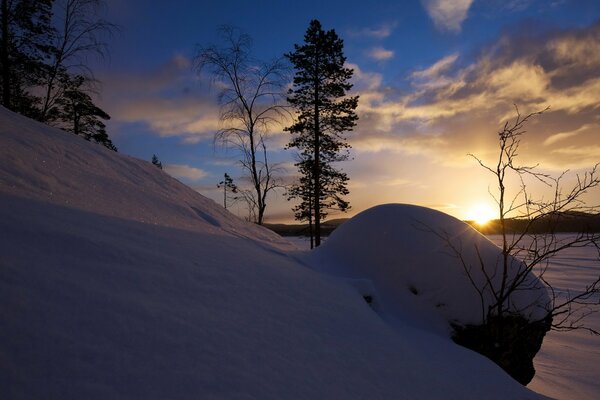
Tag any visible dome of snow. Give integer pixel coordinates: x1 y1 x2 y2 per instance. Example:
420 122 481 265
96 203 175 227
312 204 550 334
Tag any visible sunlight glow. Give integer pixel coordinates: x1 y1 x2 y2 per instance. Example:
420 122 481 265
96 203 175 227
466 204 497 225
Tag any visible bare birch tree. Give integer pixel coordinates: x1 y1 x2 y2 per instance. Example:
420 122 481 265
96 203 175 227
195 26 288 225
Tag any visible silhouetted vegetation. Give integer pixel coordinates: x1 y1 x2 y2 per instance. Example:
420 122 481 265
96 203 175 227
265 218 348 237
285 19 358 248
467 212 600 234
429 107 600 383
195 26 287 225
151 154 162 169
217 172 238 210
0 0 117 151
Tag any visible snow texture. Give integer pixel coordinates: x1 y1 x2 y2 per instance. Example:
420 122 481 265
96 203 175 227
0 106 548 399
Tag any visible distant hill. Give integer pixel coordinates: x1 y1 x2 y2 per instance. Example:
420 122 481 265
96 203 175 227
265 218 349 236
267 212 600 237
467 212 600 234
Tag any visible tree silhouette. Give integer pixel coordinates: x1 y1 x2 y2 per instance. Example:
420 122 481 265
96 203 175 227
52 74 116 151
432 106 600 383
39 0 117 123
217 172 238 209
195 26 287 224
0 0 53 114
151 154 162 169
285 19 358 247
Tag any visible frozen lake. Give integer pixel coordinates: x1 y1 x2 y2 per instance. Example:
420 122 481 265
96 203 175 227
287 233 600 400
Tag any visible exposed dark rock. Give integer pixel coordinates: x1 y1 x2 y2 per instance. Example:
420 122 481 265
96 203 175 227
451 314 552 385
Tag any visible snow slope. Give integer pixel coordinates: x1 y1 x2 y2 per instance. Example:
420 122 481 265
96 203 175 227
0 106 547 399
0 106 291 250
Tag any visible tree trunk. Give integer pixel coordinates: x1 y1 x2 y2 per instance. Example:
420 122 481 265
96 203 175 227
313 47 321 247
308 191 314 249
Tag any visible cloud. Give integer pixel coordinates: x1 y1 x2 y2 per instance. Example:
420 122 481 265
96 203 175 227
348 62 383 91
114 97 220 143
543 124 595 146
421 0 474 32
100 54 223 144
410 53 461 91
345 22 600 172
412 53 459 80
164 164 208 181
348 22 397 39
498 0 535 12
367 46 394 61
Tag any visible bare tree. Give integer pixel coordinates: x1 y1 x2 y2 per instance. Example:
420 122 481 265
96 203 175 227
40 0 116 122
430 106 600 384
465 106 600 334
195 26 288 225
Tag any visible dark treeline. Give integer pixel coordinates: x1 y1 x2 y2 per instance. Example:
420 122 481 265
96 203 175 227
267 212 600 238
467 212 600 234
265 218 348 237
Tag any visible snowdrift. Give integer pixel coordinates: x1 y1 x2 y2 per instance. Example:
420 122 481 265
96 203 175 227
311 204 550 335
0 106 547 399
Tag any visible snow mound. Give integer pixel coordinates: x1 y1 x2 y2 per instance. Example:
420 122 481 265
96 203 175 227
312 204 550 334
0 106 291 250
0 107 547 399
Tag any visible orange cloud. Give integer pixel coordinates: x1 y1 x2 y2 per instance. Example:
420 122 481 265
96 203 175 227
164 164 209 181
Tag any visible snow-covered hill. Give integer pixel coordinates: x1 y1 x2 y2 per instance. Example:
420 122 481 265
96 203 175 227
0 106 547 399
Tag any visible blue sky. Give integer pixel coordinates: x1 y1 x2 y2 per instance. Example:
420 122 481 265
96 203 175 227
94 0 600 222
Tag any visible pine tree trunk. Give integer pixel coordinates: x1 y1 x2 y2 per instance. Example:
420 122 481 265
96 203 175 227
313 48 321 247
308 192 314 249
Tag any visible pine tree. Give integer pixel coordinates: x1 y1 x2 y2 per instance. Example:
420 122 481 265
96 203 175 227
0 0 54 115
217 173 238 209
151 154 162 169
53 74 117 151
287 155 315 248
285 19 358 247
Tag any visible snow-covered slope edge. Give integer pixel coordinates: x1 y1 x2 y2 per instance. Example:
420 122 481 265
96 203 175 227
0 107 547 399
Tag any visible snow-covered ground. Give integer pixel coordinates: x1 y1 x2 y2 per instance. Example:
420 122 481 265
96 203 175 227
291 234 600 400
0 106 564 399
509 238 599 400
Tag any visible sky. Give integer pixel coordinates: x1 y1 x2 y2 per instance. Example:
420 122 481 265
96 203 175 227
93 0 600 223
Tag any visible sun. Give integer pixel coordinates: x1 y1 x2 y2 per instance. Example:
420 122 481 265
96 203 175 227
466 204 497 225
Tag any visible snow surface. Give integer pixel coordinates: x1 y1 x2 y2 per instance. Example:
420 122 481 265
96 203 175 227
511 237 600 400
292 233 600 400
0 106 548 399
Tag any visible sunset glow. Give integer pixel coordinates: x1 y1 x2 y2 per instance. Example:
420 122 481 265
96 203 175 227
466 204 497 226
